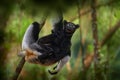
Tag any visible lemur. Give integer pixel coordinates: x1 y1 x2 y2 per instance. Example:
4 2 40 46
19 14 79 75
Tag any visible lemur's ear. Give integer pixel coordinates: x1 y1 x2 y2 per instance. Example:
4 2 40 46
75 24 80 29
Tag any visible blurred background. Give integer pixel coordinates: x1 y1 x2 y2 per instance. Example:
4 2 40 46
0 0 120 80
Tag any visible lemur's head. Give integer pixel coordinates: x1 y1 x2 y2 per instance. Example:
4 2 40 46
63 20 79 34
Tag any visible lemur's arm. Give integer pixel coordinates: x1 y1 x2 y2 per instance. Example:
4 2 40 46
37 11 63 45
51 10 63 33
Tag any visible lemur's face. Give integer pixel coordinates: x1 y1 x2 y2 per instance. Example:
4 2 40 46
63 20 79 33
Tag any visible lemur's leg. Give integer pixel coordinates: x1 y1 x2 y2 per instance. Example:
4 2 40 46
19 22 44 57
36 34 55 56
48 55 70 75
37 34 54 44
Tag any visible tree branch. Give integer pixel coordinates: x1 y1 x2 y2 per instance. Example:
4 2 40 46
100 21 120 47
12 57 25 80
91 0 103 79
83 21 120 70
70 0 115 22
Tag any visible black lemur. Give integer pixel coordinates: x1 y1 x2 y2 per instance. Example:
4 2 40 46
19 15 79 74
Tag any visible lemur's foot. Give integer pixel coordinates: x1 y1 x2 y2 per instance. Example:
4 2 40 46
48 70 58 75
48 62 59 75
53 65 57 70
25 49 39 64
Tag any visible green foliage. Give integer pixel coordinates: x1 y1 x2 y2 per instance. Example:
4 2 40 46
5 7 33 42
1 0 120 80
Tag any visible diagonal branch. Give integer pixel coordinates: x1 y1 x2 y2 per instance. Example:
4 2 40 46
81 21 120 79
12 57 25 80
70 0 115 22
100 21 120 47
83 20 120 71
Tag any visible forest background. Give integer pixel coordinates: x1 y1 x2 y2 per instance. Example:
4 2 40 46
0 0 120 80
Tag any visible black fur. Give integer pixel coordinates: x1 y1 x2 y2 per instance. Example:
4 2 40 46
37 20 79 72
22 20 79 75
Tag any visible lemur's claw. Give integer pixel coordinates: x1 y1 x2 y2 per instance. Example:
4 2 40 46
48 70 58 75
53 65 57 70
